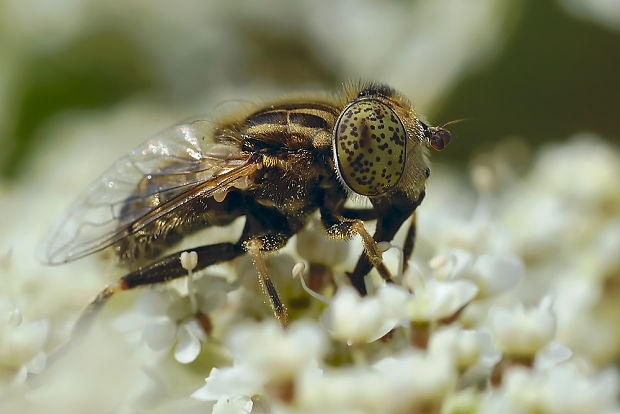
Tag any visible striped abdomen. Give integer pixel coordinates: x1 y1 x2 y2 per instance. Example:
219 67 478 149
241 102 340 150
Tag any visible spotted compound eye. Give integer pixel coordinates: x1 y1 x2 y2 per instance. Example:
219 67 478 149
333 100 407 196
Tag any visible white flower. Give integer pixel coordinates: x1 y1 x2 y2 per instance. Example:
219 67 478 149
430 248 474 280
534 341 572 371
295 218 352 268
134 309 207 364
490 296 556 358
296 365 391 413
471 253 524 296
192 365 264 402
0 301 49 385
173 318 208 363
375 283 411 322
3 95 619 414
297 355 456 413
440 389 480 414
114 273 234 364
500 137 620 260
373 350 457 412
431 249 524 297
429 326 500 373
193 320 327 407
528 136 620 206
212 395 253 414
403 276 479 323
168 270 237 315
322 285 405 345
551 275 614 363
483 363 620 414
226 320 327 383
501 190 570 257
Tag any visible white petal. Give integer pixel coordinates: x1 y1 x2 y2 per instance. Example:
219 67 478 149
499 363 620 413
196 277 231 313
473 253 524 296
25 351 47 374
444 249 474 280
430 327 483 370
426 279 479 320
134 289 172 316
227 320 327 381
174 319 206 364
476 331 502 367
143 316 176 352
212 395 253 414
376 284 410 320
295 220 351 267
191 366 263 401
182 317 209 343
10 366 28 386
297 365 390 412
1 318 50 367
382 245 404 281
373 351 457 410
323 287 387 345
490 298 556 357
534 341 572 370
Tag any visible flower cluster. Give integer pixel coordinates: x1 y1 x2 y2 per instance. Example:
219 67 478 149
1 136 618 413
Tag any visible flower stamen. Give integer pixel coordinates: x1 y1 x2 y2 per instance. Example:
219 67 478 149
181 251 199 313
292 262 330 305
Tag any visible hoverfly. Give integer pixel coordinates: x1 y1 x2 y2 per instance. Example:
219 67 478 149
42 82 450 328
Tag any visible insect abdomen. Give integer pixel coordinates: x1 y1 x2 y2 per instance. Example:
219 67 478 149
242 103 339 149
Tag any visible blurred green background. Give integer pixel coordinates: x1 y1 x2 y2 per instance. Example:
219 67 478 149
1 0 619 181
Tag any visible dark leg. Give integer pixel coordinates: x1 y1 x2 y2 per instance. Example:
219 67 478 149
76 202 300 333
320 207 394 294
74 242 245 334
402 212 417 272
245 238 288 327
339 207 378 221
238 207 303 326
346 191 425 295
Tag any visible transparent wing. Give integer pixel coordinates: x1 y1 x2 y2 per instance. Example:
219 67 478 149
42 118 255 264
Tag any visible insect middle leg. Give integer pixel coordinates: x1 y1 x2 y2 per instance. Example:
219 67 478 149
244 236 288 327
238 208 303 327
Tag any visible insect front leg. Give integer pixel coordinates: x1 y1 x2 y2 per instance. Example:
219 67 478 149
338 207 378 221
345 191 425 295
320 207 394 294
402 212 417 272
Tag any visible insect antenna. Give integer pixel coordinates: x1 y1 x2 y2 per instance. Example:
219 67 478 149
439 118 469 129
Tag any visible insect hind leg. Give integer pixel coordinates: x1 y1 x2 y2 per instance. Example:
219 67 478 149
73 242 245 336
74 203 298 337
